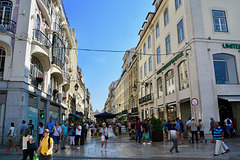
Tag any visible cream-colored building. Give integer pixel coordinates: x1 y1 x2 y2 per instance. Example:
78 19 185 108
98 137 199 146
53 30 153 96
137 0 240 134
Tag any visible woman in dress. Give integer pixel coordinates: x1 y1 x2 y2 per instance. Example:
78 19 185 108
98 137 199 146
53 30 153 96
22 129 34 160
108 124 116 138
38 122 44 143
53 122 61 153
6 122 18 152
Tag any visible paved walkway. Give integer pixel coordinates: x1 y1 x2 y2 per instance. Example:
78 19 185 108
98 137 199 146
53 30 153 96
1 134 240 159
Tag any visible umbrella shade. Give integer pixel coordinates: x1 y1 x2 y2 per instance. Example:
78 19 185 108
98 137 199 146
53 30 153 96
94 112 116 119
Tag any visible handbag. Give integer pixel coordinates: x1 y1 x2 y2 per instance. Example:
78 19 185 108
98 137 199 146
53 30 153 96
27 136 38 150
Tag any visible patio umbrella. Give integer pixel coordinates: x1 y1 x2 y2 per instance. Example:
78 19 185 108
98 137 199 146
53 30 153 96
94 112 116 119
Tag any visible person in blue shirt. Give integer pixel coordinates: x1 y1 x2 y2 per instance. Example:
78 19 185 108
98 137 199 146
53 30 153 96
68 123 76 148
46 117 55 138
213 122 225 156
209 117 215 142
61 121 68 150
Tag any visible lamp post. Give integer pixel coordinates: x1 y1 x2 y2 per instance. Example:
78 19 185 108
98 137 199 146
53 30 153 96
74 83 79 114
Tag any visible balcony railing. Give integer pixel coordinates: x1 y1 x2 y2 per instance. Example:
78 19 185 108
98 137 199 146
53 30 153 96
0 19 16 34
53 22 63 35
64 71 70 82
139 93 154 105
52 56 64 69
32 29 51 50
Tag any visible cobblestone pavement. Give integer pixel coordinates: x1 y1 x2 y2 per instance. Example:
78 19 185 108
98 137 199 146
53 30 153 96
1 133 240 160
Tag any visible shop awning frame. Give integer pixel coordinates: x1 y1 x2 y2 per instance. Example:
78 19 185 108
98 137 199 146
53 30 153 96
219 96 240 102
69 113 82 120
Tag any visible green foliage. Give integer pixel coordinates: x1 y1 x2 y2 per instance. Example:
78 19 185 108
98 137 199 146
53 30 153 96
150 114 163 131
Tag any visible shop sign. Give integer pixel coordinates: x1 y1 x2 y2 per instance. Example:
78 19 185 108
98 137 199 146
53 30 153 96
157 52 183 75
191 98 199 106
222 43 240 49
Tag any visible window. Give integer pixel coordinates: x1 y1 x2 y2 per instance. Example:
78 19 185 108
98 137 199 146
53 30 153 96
144 62 147 76
178 61 189 90
165 70 175 95
157 77 163 98
141 87 144 98
30 56 44 78
140 49 142 60
166 35 171 54
175 0 181 9
213 54 238 84
0 1 12 20
164 8 169 25
143 43 146 55
212 10 228 32
0 47 6 80
140 67 143 79
35 15 40 30
149 57 152 71
177 19 184 43
148 36 151 48
157 47 161 63
156 23 159 37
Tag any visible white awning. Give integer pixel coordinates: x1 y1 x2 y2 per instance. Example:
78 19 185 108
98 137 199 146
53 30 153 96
219 96 240 102
167 102 177 106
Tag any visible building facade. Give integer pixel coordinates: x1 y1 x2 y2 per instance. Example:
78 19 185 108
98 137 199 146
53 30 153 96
136 0 240 134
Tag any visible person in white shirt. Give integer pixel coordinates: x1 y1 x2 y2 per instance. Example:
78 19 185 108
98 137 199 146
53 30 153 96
101 123 108 152
224 117 233 137
6 122 18 152
53 122 62 152
38 122 44 144
85 123 89 139
22 129 34 160
198 119 207 143
75 122 82 150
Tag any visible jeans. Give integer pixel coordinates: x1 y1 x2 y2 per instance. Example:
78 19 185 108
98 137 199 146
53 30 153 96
61 135 67 148
136 129 141 142
22 149 34 160
170 139 178 152
191 131 198 143
215 140 225 155
149 131 152 140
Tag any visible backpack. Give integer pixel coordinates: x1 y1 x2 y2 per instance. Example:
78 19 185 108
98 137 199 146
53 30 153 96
40 137 51 149
227 119 231 125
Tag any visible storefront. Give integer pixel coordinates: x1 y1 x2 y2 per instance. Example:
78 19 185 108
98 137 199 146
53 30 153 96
167 104 177 121
49 103 60 122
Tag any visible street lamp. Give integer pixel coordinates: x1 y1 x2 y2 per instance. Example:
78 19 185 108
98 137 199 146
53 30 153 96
74 83 79 91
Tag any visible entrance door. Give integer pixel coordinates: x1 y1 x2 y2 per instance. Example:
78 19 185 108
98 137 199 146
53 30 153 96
167 105 177 121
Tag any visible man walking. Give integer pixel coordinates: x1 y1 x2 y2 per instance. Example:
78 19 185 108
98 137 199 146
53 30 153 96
213 122 225 156
135 118 142 143
189 117 199 144
75 122 82 150
61 121 68 149
20 120 28 146
46 117 55 138
209 117 215 142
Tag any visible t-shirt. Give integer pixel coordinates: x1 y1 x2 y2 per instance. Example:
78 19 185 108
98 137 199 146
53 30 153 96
9 127 15 136
210 120 215 130
143 123 149 133
163 121 167 130
28 123 34 132
166 123 172 130
39 126 44 134
170 130 178 140
62 125 68 136
40 137 53 155
53 126 61 136
101 127 108 135
189 121 198 131
21 124 29 135
180 122 184 132
175 121 180 130
135 122 142 130
224 118 232 126
76 125 82 136
199 122 205 131
46 121 55 131
22 135 32 150
214 126 223 140
130 123 135 130
85 124 89 130
68 127 76 136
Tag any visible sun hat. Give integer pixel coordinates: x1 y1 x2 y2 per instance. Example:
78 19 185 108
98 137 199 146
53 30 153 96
43 129 50 133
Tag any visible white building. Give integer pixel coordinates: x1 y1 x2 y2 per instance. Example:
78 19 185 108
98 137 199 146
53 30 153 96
137 0 240 135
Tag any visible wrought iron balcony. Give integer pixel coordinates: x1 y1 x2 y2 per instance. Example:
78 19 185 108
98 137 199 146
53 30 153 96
64 71 70 82
53 22 63 35
32 29 51 50
52 56 64 69
139 93 154 105
0 19 16 34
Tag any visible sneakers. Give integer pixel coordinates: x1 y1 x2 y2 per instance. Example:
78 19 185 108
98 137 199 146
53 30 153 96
105 149 107 152
169 150 172 154
143 142 146 145
226 149 230 153
101 148 103 151
176 151 179 153
76 147 80 150
147 142 151 144
214 154 218 156
55 149 58 153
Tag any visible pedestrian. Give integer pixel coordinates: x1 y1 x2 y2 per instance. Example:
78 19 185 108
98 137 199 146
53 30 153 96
46 117 55 138
189 117 199 144
162 120 167 139
148 120 153 143
213 122 225 156
35 129 53 160
186 117 192 143
169 124 184 154
22 129 34 160
198 119 207 143
166 121 172 141
135 118 142 143
38 122 44 144
53 122 61 153
85 122 89 139
90 122 94 136
28 120 34 135
224 116 233 137
6 122 18 152
130 121 136 140
68 123 76 149
20 120 29 146
75 122 82 150
128 121 131 137
61 121 68 150
179 119 184 140
142 119 151 145
209 117 215 142
101 122 108 152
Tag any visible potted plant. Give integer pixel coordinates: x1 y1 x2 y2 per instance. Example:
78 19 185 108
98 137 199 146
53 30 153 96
36 77 43 83
150 115 163 142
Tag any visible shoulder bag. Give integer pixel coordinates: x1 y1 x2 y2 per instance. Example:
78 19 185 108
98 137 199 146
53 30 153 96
27 136 38 150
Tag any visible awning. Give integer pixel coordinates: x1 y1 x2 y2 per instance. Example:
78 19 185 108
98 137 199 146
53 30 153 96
69 113 82 120
167 102 177 106
219 96 240 102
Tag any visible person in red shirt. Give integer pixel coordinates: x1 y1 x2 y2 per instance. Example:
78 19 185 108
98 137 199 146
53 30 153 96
135 118 142 143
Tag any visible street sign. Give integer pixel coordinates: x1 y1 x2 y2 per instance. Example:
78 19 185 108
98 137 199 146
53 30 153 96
191 98 199 106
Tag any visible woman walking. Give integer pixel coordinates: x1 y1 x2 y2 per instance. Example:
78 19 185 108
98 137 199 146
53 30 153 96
101 123 108 152
6 122 18 152
22 129 34 160
35 129 53 160
53 122 61 153
39 122 44 143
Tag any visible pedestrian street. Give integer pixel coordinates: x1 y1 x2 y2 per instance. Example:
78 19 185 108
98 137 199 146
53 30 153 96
1 134 240 160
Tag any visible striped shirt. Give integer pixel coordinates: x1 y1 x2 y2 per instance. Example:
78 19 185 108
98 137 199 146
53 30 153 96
214 126 223 140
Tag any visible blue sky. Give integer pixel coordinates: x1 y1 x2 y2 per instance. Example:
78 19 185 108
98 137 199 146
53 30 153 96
62 0 154 112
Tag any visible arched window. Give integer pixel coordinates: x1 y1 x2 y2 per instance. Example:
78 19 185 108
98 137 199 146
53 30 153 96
164 8 169 25
213 54 238 84
0 1 12 21
0 47 6 80
178 61 189 90
30 56 43 78
157 77 163 98
156 23 159 37
165 70 175 95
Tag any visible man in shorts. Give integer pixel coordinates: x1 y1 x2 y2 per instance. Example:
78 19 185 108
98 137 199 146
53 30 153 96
75 123 82 150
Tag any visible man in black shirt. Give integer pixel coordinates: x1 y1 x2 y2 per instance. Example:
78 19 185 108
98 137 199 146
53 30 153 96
28 120 34 135
142 119 151 144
